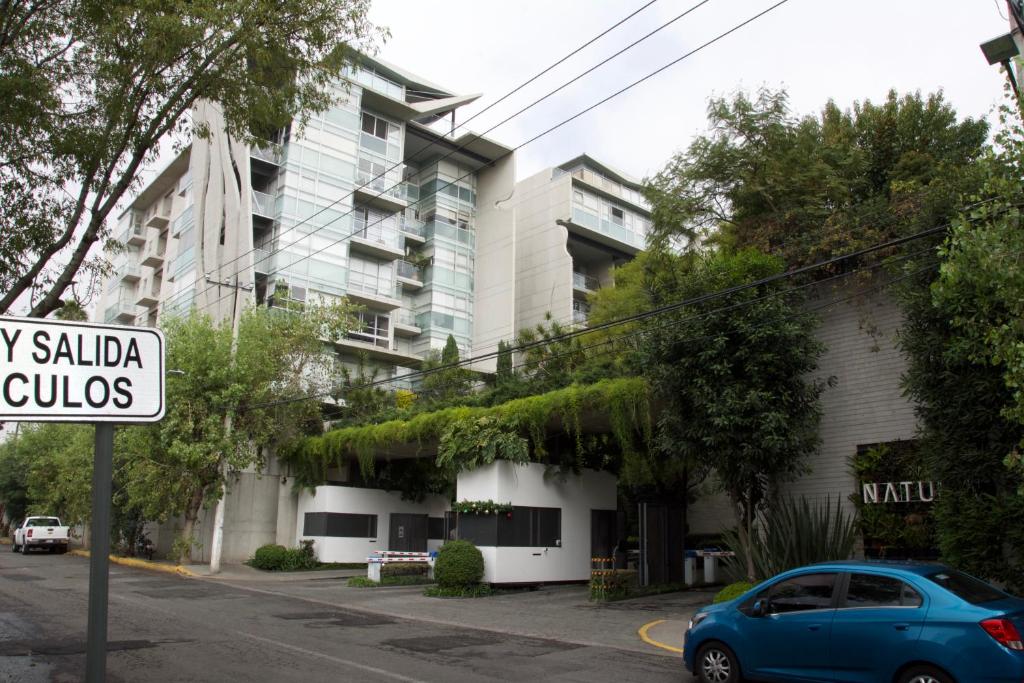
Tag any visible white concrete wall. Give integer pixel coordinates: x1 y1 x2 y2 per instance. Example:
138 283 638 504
471 154 517 373
296 486 448 563
511 171 574 335
456 461 616 584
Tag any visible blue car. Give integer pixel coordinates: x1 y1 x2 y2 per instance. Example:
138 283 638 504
683 561 1024 683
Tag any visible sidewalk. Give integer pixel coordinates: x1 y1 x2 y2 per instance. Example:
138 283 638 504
195 563 710 656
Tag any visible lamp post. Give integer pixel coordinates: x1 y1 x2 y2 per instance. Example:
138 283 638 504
980 32 1024 120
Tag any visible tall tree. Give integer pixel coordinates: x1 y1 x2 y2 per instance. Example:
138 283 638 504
645 88 987 267
0 0 381 317
118 302 353 559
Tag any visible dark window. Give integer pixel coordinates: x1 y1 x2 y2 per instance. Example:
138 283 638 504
610 206 624 225
497 507 561 547
754 573 836 614
427 517 445 540
927 569 1006 604
361 112 388 139
454 506 562 547
845 573 922 608
26 518 60 527
303 512 377 538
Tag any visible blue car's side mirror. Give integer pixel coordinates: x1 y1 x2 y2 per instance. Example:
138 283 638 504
750 599 767 617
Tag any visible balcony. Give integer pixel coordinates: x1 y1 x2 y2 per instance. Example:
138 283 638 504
121 220 146 247
140 231 167 268
354 165 407 213
104 301 139 325
253 248 272 275
135 277 161 308
396 260 423 289
393 311 421 337
250 142 283 168
572 300 590 326
572 272 600 293
565 166 650 211
334 337 422 366
350 220 403 260
145 200 172 229
251 189 276 220
345 279 402 310
117 262 141 282
398 214 426 243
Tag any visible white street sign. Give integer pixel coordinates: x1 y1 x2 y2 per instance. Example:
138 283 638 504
0 316 165 423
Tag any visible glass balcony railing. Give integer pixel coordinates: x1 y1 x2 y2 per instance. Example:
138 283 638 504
117 262 142 281
396 311 419 328
347 277 401 301
572 300 590 325
399 214 425 237
120 221 145 246
251 190 276 218
251 142 283 166
396 260 422 281
573 272 600 291
355 165 405 202
253 248 272 274
352 217 400 250
350 66 405 101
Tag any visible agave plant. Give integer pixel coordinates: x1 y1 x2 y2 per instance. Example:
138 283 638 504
722 495 857 582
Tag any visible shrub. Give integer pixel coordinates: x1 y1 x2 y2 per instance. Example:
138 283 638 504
251 544 289 570
434 540 484 588
714 581 754 603
590 569 638 601
723 495 856 582
250 541 318 571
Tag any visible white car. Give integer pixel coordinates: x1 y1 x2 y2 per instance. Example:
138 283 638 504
12 516 70 555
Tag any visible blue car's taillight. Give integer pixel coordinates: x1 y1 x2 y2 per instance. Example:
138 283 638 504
980 618 1024 651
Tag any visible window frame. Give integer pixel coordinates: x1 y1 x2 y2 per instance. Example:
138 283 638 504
740 571 840 616
838 571 925 610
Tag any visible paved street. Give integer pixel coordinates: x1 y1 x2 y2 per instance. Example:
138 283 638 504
0 551 696 682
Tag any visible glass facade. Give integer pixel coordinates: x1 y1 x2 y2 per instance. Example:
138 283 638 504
570 186 650 249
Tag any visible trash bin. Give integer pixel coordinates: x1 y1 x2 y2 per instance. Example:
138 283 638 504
703 554 718 584
684 550 698 586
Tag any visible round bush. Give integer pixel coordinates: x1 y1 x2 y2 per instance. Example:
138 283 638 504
714 581 755 603
434 540 484 588
252 544 288 570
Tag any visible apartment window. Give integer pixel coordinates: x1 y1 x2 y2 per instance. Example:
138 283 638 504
609 206 624 225
573 190 584 204
348 311 390 348
348 256 392 295
361 112 389 139
303 512 377 538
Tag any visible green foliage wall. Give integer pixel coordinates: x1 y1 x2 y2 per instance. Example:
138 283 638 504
282 377 651 489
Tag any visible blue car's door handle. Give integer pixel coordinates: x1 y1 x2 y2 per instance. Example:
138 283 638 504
808 624 822 631
894 623 910 631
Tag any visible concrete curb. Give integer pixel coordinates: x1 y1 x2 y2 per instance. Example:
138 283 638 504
68 549 195 578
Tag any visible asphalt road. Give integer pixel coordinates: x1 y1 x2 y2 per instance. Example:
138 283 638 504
0 550 683 682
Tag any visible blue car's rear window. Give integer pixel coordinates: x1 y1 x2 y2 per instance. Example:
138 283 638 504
926 569 1005 604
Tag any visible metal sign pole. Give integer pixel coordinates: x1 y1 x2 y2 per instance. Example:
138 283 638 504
86 423 114 683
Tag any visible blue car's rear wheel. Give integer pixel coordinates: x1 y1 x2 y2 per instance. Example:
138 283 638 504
695 642 740 683
898 665 954 683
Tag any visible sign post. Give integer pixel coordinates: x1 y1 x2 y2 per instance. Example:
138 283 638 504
0 316 164 682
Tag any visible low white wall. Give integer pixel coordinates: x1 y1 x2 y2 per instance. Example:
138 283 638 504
457 461 616 584
296 486 448 563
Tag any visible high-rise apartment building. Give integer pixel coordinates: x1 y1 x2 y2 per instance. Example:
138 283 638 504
95 55 651 561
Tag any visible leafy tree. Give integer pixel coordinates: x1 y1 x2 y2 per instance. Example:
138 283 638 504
632 248 828 581
645 88 987 268
514 314 586 393
0 0 380 317
118 301 353 559
495 340 514 385
0 427 33 532
898 104 1024 587
53 299 88 321
420 334 474 404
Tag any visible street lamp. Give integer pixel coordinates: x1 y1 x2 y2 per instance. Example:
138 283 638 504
980 32 1022 99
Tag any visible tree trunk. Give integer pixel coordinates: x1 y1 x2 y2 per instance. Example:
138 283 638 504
178 487 206 563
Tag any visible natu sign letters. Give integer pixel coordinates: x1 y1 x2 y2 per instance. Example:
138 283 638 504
0 316 164 423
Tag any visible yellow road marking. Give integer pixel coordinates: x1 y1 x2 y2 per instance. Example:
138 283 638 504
69 549 195 577
637 618 684 654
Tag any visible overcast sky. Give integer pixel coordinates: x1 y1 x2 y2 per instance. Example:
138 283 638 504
368 0 1012 182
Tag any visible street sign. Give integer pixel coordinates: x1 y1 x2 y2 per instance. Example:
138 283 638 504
0 316 165 422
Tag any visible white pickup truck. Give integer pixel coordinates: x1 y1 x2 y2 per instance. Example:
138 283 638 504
12 516 70 555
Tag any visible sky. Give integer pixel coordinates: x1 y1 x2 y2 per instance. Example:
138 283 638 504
367 0 1013 182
